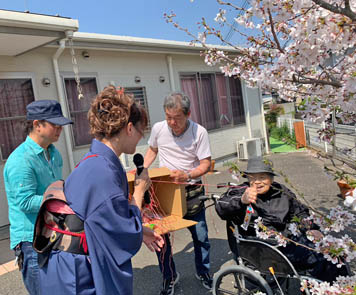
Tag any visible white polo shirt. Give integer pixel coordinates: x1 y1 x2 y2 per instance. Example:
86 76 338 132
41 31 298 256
148 120 211 179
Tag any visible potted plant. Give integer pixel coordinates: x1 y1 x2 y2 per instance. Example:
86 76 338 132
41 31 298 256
335 173 356 199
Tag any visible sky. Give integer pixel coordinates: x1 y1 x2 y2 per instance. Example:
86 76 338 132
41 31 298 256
0 0 244 44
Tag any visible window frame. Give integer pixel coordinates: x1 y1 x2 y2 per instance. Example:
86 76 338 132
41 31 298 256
197 72 220 130
62 77 151 148
226 73 246 126
62 73 100 149
124 86 151 131
179 71 245 131
0 73 37 161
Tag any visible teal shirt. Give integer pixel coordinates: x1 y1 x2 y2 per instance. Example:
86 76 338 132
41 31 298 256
3 136 63 249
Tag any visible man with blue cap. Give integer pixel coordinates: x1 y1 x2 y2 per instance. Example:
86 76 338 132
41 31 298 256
3 100 73 295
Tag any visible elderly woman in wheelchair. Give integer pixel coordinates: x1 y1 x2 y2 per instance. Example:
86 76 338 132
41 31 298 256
214 157 350 294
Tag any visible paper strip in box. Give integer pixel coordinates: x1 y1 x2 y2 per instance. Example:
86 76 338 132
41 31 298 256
127 167 197 235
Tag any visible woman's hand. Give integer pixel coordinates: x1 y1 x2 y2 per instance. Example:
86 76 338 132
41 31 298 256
142 226 164 252
134 168 151 194
132 168 151 209
241 187 258 204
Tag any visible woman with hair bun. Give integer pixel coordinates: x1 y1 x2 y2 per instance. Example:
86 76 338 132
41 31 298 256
39 85 163 295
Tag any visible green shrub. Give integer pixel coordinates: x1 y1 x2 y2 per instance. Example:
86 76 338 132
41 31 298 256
270 124 297 146
265 104 284 132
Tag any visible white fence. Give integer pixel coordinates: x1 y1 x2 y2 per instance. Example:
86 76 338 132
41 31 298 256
277 116 356 164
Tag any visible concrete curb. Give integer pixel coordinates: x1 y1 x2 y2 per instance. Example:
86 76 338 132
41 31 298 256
0 259 17 276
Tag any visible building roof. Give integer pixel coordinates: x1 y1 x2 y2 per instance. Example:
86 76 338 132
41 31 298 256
68 32 241 55
0 9 78 56
0 9 240 56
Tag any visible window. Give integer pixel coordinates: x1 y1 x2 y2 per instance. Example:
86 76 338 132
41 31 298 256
64 81 150 147
64 77 98 146
0 79 35 160
180 73 245 130
125 87 151 130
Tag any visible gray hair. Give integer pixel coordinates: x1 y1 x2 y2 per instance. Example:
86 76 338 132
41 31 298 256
163 92 190 115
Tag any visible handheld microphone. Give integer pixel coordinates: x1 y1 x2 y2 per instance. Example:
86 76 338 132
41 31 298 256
133 153 150 204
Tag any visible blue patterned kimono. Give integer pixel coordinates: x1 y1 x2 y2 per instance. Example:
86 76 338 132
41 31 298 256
39 139 143 294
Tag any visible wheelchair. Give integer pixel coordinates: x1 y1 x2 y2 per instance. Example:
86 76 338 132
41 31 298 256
212 223 318 295
201 183 325 295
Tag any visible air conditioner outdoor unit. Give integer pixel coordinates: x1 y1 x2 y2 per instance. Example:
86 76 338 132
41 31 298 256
236 138 263 160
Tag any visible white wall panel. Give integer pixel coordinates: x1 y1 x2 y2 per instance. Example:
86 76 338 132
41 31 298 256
0 47 264 226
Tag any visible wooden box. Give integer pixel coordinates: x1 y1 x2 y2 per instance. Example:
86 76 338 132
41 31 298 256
127 167 197 234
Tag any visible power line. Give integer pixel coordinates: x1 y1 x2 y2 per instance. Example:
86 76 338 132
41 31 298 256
223 0 248 43
225 0 247 42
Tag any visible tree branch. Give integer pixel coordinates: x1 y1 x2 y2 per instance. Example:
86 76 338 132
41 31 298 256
291 74 342 87
216 0 247 12
287 6 316 21
318 65 339 84
267 8 285 54
312 0 356 21
345 0 351 11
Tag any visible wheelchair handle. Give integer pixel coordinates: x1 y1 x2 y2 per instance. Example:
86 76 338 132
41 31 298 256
198 194 220 202
198 195 210 202
217 182 238 189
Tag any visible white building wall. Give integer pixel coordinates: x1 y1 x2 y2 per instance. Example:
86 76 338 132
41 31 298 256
0 46 263 227
0 49 71 226
245 86 264 139
169 55 262 160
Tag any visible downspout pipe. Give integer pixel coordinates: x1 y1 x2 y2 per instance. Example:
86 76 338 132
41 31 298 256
241 81 252 139
52 31 75 171
258 87 269 154
166 55 176 92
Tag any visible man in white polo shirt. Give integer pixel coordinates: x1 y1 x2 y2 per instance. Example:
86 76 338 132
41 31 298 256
144 92 212 295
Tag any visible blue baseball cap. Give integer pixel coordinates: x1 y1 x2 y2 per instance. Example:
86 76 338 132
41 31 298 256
26 100 73 126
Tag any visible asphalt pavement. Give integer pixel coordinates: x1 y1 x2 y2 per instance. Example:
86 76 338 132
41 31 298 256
0 151 354 295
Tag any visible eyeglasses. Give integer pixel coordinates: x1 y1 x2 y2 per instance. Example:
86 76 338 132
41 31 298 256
247 174 271 183
134 125 145 138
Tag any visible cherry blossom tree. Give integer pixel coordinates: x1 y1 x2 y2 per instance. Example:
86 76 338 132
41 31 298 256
166 2 356 293
167 0 356 197
165 0 356 124
166 0 356 194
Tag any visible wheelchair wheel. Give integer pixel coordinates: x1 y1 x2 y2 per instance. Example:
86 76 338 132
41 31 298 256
213 265 274 295
240 258 287 293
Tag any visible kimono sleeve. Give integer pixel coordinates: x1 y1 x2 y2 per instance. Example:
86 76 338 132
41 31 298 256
84 194 143 294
